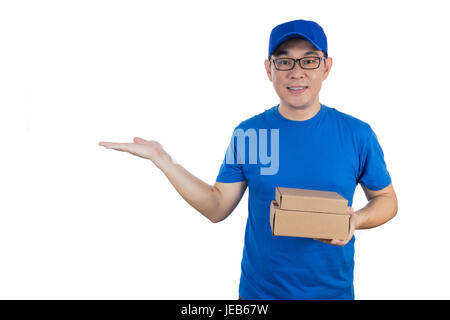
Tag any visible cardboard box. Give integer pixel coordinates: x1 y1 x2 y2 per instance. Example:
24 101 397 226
275 187 348 214
270 200 349 240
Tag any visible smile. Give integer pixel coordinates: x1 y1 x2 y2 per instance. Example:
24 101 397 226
287 86 308 94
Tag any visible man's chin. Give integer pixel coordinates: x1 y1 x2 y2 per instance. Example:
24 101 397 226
281 99 313 110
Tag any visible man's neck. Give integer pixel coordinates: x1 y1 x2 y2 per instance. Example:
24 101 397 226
278 101 322 121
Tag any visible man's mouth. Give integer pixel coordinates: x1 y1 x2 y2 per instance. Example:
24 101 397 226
287 86 308 93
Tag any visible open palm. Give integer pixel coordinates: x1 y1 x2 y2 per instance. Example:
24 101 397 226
98 137 165 161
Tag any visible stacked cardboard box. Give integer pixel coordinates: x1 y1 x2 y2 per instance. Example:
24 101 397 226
270 187 350 240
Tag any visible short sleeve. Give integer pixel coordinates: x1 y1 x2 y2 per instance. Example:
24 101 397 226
357 126 392 191
216 128 247 183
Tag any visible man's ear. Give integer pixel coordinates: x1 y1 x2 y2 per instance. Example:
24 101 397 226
322 57 333 81
264 59 273 82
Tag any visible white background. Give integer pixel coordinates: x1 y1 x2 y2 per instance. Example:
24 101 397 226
1 0 449 299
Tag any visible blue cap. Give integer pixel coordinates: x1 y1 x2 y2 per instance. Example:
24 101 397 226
268 19 328 58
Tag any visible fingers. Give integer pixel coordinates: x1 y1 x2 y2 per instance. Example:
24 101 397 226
98 141 114 148
98 141 131 152
331 239 346 246
108 143 127 151
98 137 147 150
313 237 348 246
99 141 115 148
313 238 332 245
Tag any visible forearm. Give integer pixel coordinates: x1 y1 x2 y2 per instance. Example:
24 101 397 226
354 194 398 229
153 151 222 222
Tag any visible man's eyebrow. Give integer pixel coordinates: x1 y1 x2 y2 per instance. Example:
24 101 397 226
303 51 319 56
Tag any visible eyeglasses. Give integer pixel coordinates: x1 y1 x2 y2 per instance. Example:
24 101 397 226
271 56 325 71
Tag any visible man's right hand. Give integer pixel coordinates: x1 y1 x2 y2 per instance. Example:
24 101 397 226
98 137 167 166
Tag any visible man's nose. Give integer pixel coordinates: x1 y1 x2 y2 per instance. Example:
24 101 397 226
288 61 306 78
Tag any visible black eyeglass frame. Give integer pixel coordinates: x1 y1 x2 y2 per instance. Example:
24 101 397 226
270 56 326 71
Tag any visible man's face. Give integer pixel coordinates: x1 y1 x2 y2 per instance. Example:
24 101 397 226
264 38 332 110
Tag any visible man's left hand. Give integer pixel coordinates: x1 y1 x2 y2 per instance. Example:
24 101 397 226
313 207 356 246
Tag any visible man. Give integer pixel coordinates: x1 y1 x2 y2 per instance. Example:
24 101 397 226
99 19 398 300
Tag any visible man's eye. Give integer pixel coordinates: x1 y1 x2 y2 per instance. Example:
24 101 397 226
304 59 315 64
279 60 291 65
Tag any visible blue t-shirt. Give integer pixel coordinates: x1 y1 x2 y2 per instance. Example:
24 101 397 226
216 104 391 300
